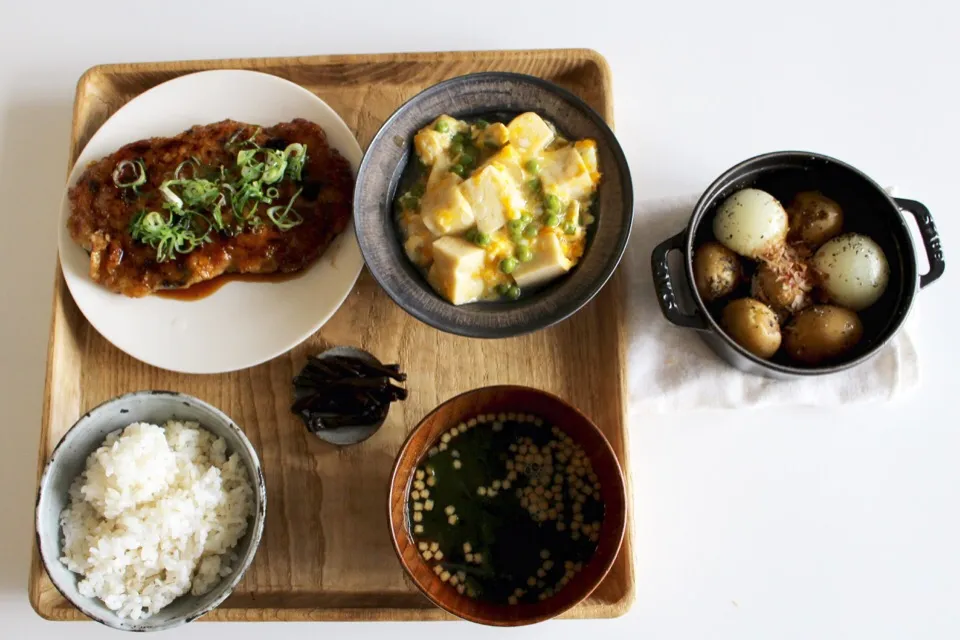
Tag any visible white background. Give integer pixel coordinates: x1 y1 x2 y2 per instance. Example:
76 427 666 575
2 1 958 638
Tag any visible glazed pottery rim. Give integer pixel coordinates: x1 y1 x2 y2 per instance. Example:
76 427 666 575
685 149 917 377
35 390 267 632
388 384 628 626
354 71 634 338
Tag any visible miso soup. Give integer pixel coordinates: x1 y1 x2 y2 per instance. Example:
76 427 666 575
406 412 604 605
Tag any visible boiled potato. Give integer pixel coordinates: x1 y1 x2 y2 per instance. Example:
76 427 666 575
693 241 743 302
783 305 863 365
751 260 812 321
713 188 789 259
813 233 890 311
786 191 844 248
721 298 782 359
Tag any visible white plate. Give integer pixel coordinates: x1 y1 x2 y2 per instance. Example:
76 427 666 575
58 70 364 374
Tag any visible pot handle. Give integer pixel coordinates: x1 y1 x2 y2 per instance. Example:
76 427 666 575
651 230 709 330
895 198 945 289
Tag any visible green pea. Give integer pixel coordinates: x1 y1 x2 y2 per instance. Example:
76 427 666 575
435 120 450 133
563 223 578 235
525 159 540 174
500 257 518 274
517 245 534 262
520 210 533 224
544 194 561 215
464 228 478 243
523 225 538 239
505 285 521 300
544 213 560 227
400 193 420 209
450 140 464 155
507 219 526 233
526 178 542 193
495 283 511 296
474 119 490 128
450 164 467 178
460 152 476 167
474 232 492 247
510 229 524 244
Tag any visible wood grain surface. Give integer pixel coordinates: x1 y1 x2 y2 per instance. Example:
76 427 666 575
30 49 634 622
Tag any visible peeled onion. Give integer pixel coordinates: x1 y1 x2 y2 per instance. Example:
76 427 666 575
813 233 890 311
713 188 789 259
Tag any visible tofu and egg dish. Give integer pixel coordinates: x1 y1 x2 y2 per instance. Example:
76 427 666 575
395 112 601 304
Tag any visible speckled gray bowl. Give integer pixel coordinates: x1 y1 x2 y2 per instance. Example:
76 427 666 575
35 391 266 632
354 72 633 338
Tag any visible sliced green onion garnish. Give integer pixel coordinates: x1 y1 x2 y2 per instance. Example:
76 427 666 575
174 158 200 180
261 149 287 184
266 188 304 231
112 159 147 190
265 186 280 199
159 180 183 208
284 143 307 181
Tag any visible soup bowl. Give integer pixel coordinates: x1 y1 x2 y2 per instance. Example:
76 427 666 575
387 385 627 626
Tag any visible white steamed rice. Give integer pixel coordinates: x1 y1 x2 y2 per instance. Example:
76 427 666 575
59 420 254 620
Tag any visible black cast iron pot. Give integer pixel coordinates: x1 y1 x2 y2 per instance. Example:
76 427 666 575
651 151 945 379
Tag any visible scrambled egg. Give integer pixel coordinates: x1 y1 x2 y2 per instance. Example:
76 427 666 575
399 112 600 305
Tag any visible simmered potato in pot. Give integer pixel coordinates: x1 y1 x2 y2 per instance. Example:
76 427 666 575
721 298 782 359
751 259 813 321
693 241 743 302
783 305 863 365
786 191 844 248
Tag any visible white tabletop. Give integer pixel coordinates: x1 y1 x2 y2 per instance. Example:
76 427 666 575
2 1 958 638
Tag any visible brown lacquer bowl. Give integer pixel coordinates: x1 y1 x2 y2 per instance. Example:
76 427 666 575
387 385 627 626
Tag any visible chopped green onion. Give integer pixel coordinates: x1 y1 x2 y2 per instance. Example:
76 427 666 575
112 159 147 190
284 143 307 182
174 158 200 180
237 149 260 166
266 187 304 231
261 149 288 184
265 186 280 200
159 180 183 208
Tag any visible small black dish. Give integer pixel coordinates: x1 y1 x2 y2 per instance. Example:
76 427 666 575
651 151 945 379
353 72 633 338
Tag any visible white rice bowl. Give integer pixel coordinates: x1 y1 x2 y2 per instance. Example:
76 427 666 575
59 420 254 620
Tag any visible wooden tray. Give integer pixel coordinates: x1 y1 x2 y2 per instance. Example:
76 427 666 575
30 48 634 622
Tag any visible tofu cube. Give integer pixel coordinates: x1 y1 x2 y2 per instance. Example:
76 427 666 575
512 233 573 289
479 144 524 186
507 112 555 155
459 165 524 234
401 214 434 267
414 129 450 166
574 140 600 179
539 147 596 201
428 236 487 305
420 173 475 235
483 122 510 147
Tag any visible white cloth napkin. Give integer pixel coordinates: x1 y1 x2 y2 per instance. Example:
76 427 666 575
624 195 920 413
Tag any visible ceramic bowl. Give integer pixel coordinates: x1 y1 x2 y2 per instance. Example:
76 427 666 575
35 391 266 632
387 385 627 626
354 72 633 338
